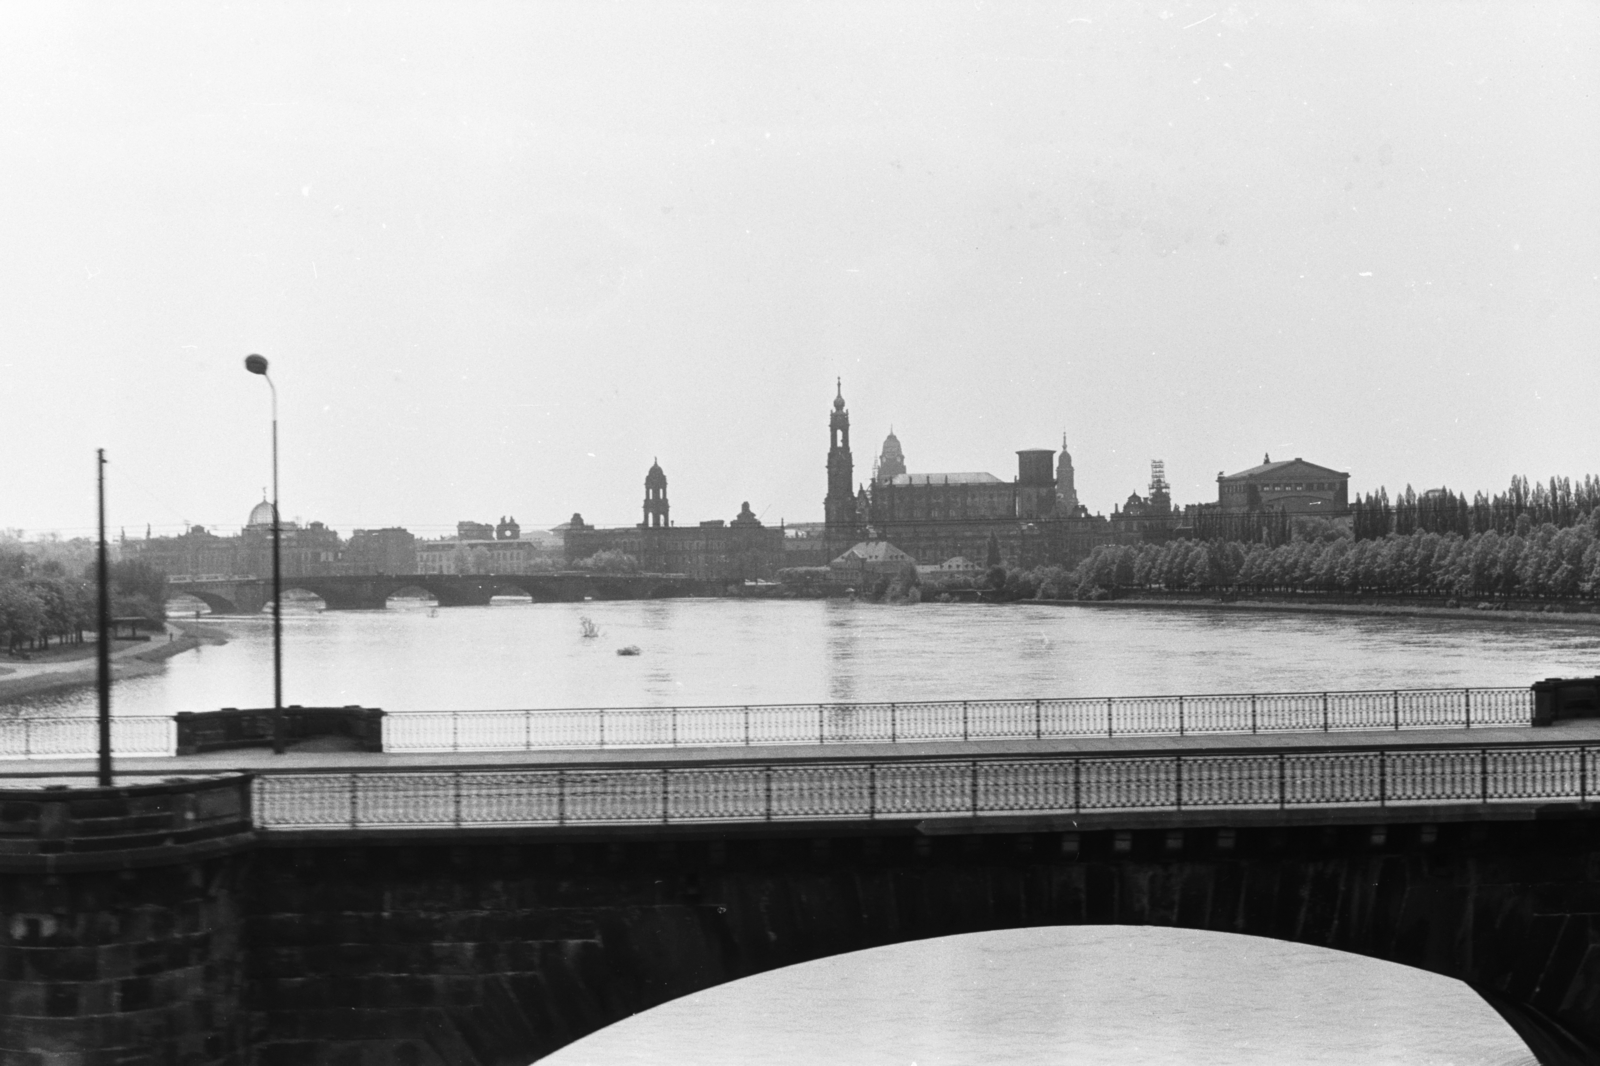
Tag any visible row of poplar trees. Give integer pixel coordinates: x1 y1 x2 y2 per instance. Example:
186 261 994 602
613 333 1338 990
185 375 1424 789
1052 475 1600 602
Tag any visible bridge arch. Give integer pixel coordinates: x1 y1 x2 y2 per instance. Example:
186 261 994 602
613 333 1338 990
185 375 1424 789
544 925 1533 1065
170 589 239 615
383 584 439 606
273 586 327 611
250 815 1597 1065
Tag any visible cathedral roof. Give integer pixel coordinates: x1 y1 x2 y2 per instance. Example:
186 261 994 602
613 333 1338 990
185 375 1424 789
887 472 1002 486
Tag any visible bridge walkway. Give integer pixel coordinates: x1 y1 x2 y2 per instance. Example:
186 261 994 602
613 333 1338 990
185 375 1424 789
10 717 1600 780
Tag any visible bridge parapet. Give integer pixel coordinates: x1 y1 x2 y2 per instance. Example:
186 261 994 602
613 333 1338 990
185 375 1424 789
0 686 1538 762
251 738 1595 834
382 686 1534 754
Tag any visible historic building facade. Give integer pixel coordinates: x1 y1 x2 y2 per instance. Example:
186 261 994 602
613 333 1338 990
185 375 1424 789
125 500 347 581
125 503 550 581
1216 455 1351 514
564 462 786 582
818 385 1121 571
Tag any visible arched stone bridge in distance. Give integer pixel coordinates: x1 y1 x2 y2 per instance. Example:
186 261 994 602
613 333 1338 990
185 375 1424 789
171 572 720 613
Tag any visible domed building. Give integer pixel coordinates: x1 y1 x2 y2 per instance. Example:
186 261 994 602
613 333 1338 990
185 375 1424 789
122 497 347 583
245 496 289 531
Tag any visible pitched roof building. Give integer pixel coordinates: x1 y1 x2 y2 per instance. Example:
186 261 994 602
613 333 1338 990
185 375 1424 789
1217 454 1350 514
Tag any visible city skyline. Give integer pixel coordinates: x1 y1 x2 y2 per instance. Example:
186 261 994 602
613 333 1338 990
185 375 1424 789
2 4 1596 537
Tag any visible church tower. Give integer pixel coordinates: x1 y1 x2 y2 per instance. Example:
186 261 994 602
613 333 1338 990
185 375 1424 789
876 427 906 482
1056 434 1080 514
824 380 858 531
643 459 669 529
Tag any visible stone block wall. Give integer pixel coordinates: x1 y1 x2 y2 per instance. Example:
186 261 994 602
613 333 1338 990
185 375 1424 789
243 816 1600 1066
0 776 255 1066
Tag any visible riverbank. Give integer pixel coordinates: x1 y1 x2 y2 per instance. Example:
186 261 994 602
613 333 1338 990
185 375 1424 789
0 621 229 703
1030 594 1600 625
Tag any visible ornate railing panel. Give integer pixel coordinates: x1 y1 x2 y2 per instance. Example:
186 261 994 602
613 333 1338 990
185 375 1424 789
0 716 175 760
381 687 1534 754
251 741 1596 832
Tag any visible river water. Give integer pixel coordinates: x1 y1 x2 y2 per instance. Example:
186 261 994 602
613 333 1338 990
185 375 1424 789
542 927 1536 1066
9 598 1590 1063
10 598 1600 717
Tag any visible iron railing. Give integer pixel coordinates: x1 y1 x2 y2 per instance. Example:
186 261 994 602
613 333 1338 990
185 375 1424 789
0 687 1536 761
252 738 1589 830
0 716 175 760
381 687 1532 754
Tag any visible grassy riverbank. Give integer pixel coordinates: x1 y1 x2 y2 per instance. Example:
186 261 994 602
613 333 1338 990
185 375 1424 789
0 622 230 703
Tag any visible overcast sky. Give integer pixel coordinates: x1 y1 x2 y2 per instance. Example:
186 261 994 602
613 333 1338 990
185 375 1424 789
2 2 1596 538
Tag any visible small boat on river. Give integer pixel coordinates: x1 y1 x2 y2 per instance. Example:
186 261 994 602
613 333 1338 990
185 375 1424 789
579 616 600 639
616 645 641 656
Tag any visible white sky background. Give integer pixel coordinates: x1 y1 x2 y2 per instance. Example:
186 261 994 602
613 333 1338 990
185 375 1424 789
1 2 1596 537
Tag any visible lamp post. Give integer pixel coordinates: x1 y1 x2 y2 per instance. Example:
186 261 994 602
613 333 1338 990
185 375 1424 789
244 353 284 754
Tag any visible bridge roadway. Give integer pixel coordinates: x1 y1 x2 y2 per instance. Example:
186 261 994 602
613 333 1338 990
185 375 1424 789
24 715 1596 776
11 720 1600 1065
18 717 1600 838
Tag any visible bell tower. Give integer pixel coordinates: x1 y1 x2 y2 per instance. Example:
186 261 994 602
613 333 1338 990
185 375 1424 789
643 459 669 529
1056 434 1080 514
824 380 858 531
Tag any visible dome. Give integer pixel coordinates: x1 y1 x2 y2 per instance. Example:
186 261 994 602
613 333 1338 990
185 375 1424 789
246 499 277 528
881 428 903 460
645 458 667 488
833 378 846 410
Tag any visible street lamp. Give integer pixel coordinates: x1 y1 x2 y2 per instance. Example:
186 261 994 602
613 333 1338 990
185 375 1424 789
244 353 284 754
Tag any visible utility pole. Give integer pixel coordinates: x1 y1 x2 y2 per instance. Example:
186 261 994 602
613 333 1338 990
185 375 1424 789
97 449 112 787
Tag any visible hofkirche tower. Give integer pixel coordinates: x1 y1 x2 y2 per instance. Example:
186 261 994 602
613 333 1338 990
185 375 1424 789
824 380 861 537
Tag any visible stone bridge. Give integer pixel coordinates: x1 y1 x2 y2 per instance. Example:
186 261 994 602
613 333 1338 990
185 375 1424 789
171 572 719 613
7 729 1600 1065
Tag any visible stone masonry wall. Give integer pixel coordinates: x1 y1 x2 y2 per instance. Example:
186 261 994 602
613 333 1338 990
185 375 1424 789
245 815 1600 1066
0 776 254 1066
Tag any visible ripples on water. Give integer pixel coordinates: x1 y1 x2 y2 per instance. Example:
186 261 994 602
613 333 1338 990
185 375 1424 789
10 598 1600 717
542 927 1537 1066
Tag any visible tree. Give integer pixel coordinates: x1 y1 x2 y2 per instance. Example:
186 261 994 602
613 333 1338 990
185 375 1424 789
100 559 168 622
0 582 47 651
887 562 922 603
577 549 639 573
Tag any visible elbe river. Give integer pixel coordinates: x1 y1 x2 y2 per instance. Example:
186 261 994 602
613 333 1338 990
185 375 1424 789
15 598 1598 1063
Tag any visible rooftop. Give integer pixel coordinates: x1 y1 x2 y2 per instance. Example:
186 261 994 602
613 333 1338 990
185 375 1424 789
888 472 1003 487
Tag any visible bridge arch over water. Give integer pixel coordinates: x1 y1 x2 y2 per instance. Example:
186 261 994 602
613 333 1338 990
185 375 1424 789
547 924 1530 1065
171 588 241 614
247 808 1596 1065
176 573 713 612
